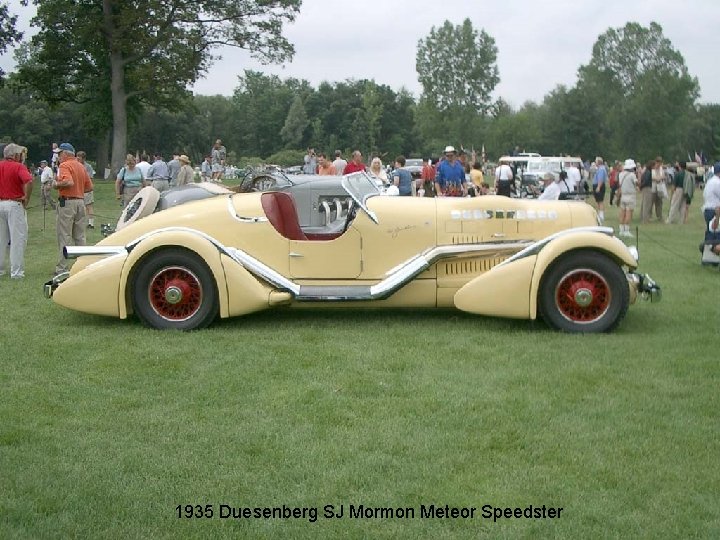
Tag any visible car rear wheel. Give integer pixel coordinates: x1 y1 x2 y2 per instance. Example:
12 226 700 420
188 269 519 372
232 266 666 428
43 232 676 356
132 249 218 330
539 250 629 333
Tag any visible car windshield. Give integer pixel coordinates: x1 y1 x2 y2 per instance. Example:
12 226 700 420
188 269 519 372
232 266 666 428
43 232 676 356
404 159 423 168
342 172 381 224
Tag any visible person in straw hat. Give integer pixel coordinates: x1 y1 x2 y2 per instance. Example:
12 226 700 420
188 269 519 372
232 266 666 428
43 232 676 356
175 155 195 186
617 158 639 237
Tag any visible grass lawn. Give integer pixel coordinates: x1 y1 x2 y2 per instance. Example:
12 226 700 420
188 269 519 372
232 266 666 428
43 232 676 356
1 179 718 539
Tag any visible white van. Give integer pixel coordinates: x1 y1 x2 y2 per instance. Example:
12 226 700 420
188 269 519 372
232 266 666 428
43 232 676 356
522 156 583 186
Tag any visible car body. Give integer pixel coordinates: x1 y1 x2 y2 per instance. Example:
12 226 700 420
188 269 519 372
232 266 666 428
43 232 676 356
46 173 660 332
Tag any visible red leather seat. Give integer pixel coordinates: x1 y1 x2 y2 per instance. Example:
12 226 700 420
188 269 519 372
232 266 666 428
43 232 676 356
261 192 307 241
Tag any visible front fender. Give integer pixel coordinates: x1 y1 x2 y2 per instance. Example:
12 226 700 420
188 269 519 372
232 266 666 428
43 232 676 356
528 232 636 318
118 231 230 319
454 231 636 320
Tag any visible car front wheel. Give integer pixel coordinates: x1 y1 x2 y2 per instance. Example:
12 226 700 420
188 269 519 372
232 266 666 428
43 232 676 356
539 250 629 333
132 249 218 330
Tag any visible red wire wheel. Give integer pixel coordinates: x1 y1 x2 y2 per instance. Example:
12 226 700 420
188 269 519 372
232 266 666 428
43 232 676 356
539 250 629 333
132 249 218 330
148 266 203 321
554 269 610 323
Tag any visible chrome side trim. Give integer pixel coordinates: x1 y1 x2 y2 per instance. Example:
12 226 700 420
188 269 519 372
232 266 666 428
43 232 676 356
226 195 268 223
64 246 127 259
225 247 301 295
497 226 615 268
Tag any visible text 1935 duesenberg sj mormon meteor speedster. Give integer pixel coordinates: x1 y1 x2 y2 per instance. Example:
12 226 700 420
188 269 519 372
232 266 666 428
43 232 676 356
45 172 659 332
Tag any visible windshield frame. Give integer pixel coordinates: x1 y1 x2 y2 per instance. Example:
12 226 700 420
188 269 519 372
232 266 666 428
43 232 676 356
341 172 381 224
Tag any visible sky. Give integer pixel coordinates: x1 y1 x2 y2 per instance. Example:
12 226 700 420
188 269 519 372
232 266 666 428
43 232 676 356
2 0 719 107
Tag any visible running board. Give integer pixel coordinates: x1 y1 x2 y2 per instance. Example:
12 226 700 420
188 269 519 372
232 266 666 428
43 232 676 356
228 241 533 302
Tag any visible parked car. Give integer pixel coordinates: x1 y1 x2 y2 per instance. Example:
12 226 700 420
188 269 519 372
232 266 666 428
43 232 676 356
401 158 424 179
46 173 660 332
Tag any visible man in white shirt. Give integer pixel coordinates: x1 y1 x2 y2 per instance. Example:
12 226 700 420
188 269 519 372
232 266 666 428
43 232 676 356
136 154 151 179
565 162 581 192
39 159 55 209
701 162 720 264
494 161 514 197
332 150 347 175
538 173 562 200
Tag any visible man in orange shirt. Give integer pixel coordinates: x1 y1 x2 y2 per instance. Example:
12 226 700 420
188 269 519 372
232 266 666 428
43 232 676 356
53 142 93 275
0 143 33 278
317 153 337 175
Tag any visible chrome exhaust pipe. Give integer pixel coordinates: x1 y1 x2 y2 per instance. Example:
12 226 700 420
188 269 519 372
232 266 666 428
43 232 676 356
64 246 127 259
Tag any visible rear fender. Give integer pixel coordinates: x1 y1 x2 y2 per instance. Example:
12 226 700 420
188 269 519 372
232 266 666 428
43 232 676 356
118 231 229 319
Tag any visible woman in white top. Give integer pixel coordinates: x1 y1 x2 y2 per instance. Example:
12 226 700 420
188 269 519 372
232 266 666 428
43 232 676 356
617 159 638 237
368 157 388 185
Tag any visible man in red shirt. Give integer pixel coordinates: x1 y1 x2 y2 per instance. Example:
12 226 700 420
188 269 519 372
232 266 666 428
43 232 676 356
343 150 366 174
53 142 93 275
0 143 33 278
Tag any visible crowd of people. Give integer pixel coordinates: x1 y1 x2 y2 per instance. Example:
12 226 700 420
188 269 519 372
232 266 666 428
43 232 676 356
3 136 720 279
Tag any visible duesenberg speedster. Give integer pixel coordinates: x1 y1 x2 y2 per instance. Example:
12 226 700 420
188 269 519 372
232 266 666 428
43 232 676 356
45 172 659 332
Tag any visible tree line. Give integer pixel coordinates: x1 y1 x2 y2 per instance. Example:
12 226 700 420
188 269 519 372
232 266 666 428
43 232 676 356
1 5 717 172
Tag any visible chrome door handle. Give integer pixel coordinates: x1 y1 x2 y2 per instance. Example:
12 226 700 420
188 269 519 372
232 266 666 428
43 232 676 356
289 252 303 258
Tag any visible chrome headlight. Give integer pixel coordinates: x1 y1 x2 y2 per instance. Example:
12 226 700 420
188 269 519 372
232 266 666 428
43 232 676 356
628 245 639 263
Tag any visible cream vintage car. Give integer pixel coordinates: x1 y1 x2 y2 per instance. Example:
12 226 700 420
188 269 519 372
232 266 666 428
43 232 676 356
45 172 660 332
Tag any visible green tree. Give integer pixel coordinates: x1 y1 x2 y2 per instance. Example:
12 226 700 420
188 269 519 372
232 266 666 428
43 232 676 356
16 0 300 173
416 18 499 114
576 21 699 160
233 71 311 157
0 1 22 84
280 96 308 149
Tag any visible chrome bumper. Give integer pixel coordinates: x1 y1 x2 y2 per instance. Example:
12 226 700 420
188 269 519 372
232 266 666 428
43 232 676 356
628 272 661 303
43 272 69 298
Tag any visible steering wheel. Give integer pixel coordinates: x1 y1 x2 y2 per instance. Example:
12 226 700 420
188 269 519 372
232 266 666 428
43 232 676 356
342 204 357 234
252 175 277 192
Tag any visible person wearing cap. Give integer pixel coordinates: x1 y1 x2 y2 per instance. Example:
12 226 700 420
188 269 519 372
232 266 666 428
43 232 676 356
435 146 466 197
0 143 33 279
39 159 55 209
175 155 194 186
537 172 562 201
53 142 93 276
617 159 639 237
